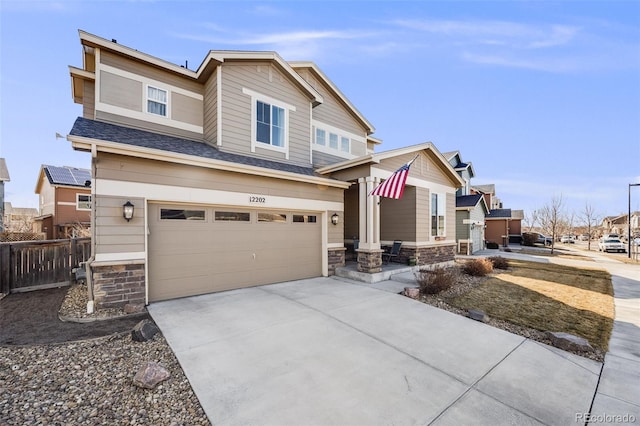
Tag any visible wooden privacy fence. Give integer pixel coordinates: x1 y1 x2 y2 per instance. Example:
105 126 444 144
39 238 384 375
0 237 91 294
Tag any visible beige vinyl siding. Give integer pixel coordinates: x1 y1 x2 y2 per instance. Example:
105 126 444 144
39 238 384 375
203 67 218 144
96 111 203 141
416 187 430 242
95 153 343 203
312 150 349 168
446 193 456 240
344 186 359 239
380 186 417 242
100 50 202 94
83 81 95 119
297 68 366 137
327 210 344 244
219 62 312 166
171 92 203 127
351 140 366 156
100 70 143 111
378 151 455 187
94 195 145 255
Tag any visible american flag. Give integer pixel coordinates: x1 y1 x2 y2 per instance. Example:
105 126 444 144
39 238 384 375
369 155 418 199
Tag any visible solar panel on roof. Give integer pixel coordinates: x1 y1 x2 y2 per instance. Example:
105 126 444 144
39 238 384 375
45 165 91 186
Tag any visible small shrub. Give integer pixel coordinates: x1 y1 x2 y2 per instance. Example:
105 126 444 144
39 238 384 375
521 233 537 247
416 267 456 295
489 256 509 269
463 258 493 276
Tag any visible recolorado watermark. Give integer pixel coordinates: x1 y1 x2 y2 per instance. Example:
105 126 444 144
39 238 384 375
576 412 637 423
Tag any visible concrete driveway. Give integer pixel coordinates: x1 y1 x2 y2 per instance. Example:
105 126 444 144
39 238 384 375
149 277 602 425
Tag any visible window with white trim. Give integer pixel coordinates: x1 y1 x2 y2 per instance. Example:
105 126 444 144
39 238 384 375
315 128 326 146
147 85 168 117
256 100 285 147
76 194 91 211
314 125 352 155
431 193 445 237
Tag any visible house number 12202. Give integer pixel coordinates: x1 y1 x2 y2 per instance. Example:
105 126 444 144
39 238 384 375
249 196 266 203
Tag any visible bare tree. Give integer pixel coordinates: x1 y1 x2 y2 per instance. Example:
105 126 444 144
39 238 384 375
524 209 539 232
581 201 600 251
539 194 564 254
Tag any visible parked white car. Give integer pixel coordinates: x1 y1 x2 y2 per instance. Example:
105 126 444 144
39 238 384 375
560 235 575 243
598 238 626 253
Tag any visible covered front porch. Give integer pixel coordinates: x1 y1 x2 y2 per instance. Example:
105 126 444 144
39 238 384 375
320 143 465 279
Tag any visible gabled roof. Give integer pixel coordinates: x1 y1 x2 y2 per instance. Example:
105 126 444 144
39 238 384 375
75 31 323 107
442 150 475 177
0 158 9 182
316 142 465 188
68 117 350 189
35 164 91 193
289 62 374 134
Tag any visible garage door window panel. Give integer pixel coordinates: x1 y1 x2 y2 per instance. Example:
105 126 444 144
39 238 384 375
215 211 251 222
293 214 317 223
160 209 205 221
258 212 287 223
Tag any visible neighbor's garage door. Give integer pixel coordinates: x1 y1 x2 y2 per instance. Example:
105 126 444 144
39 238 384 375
148 203 322 302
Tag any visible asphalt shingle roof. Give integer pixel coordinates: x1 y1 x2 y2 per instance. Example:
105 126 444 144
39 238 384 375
456 194 483 208
487 208 512 218
69 117 318 177
43 165 91 187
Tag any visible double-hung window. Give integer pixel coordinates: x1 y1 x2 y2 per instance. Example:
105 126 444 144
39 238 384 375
256 101 285 147
431 193 445 237
147 85 168 117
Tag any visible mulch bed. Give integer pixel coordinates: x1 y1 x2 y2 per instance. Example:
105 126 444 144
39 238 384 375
0 286 149 345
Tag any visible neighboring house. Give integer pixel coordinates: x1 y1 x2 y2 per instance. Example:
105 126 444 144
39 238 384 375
455 194 489 254
3 202 39 232
485 208 523 246
472 184 502 210
601 213 640 238
34 165 92 239
66 30 463 309
444 151 488 254
0 158 9 232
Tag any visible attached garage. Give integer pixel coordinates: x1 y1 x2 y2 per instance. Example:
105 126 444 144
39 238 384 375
148 203 322 302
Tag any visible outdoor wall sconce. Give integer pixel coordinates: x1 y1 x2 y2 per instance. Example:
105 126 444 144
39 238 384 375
123 201 135 222
331 213 339 226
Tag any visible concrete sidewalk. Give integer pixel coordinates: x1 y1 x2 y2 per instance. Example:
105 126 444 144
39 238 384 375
150 276 602 425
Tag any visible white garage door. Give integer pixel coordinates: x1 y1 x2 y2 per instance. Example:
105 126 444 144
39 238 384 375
148 203 322 302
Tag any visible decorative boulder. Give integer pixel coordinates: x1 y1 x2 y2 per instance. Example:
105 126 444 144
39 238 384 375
133 361 170 389
468 309 490 323
546 331 593 352
131 319 160 342
403 287 420 299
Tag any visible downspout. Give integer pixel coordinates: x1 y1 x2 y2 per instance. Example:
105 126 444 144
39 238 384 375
85 143 98 313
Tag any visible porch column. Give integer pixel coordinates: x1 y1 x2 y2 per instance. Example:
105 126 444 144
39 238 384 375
357 177 383 273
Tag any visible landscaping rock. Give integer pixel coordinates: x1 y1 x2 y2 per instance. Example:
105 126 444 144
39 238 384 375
124 303 145 314
133 361 170 389
546 331 593 352
468 309 489 323
403 287 420 299
132 319 160 342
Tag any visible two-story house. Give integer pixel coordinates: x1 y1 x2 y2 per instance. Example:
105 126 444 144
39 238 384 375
34 165 92 239
67 30 462 309
444 151 488 254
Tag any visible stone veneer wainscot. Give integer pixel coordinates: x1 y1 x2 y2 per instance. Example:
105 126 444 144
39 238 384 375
91 262 145 309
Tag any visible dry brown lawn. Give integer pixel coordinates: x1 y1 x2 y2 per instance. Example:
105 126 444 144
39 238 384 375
446 259 614 352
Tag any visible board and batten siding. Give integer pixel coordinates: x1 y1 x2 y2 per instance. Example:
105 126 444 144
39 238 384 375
219 62 312 167
94 195 145 256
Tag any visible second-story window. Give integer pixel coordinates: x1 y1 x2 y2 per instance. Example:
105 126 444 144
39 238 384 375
257 101 285 147
77 194 92 211
147 86 168 117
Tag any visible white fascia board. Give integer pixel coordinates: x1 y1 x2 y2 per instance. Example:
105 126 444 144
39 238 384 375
69 136 351 189
290 61 375 134
79 30 195 79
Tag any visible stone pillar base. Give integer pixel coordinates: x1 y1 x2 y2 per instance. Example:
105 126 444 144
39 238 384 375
328 247 346 276
357 249 384 273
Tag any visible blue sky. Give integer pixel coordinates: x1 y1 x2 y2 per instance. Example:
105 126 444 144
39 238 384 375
1 0 639 222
